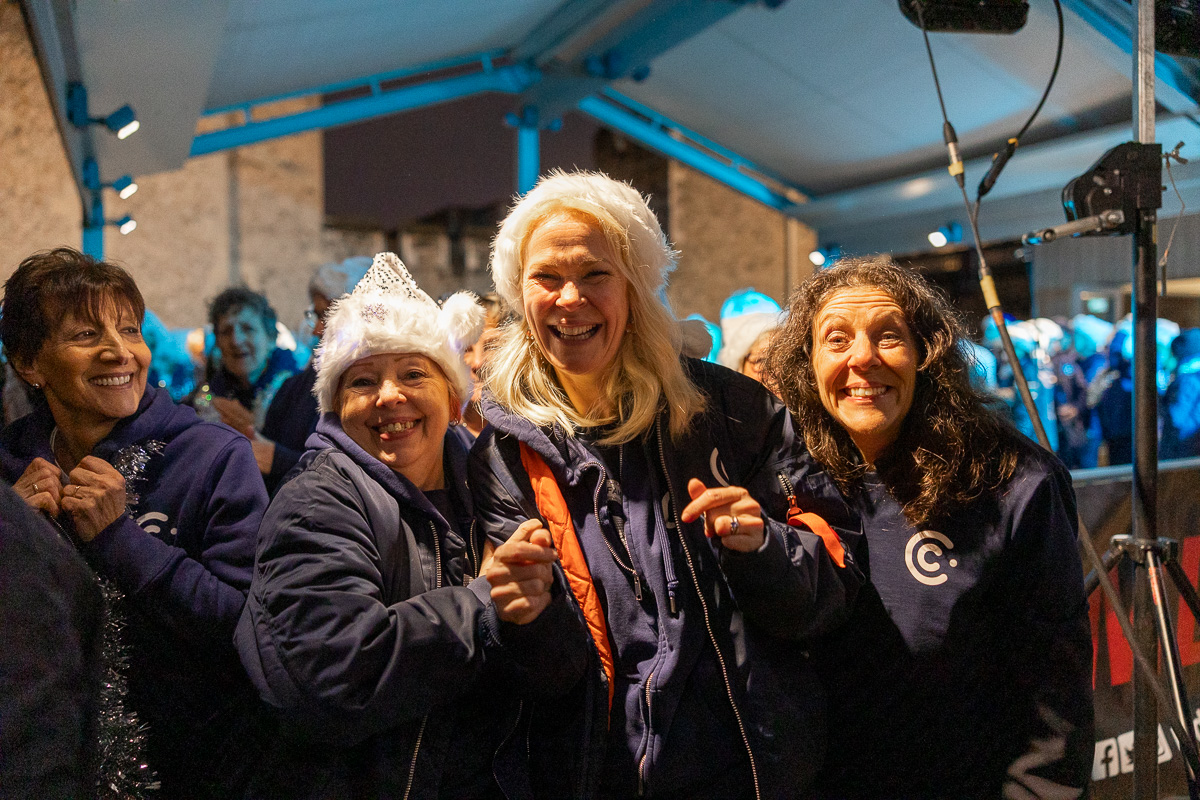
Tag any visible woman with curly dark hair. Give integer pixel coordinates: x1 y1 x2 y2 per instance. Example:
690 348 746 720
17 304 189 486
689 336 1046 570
763 256 1094 799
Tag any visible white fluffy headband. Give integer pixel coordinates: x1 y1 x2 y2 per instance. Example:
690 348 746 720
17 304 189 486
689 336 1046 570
313 252 485 414
489 169 677 314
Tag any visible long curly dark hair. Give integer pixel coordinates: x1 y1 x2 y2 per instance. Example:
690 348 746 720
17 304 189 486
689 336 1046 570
763 256 1020 526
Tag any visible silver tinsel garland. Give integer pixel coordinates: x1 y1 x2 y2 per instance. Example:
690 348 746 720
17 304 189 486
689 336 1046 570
62 438 168 798
95 578 159 798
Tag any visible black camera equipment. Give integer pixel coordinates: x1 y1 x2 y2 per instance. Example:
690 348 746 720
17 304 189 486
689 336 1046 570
907 0 1200 795
898 0 1029 34
1016 5 1200 796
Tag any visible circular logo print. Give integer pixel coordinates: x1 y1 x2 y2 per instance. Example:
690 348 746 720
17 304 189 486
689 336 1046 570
904 530 958 586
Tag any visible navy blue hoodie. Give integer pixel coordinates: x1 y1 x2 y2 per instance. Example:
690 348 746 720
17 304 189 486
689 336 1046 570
0 385 269 796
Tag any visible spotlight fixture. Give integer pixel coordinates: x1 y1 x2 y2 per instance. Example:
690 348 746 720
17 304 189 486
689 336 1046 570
115 215 137 235
928 222 963 248
808 243 842 267
82 158 138 199
113 176 138 199
67 83 139 139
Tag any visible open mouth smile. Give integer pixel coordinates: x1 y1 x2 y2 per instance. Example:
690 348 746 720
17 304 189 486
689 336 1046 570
550 324 599 340
378 420 417 435
91 375 132 387
843 386 889 398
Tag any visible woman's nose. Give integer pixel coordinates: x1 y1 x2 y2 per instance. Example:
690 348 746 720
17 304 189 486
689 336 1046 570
847 335 880 368
98 330 131 362
557 281 584 308
377 379 405 405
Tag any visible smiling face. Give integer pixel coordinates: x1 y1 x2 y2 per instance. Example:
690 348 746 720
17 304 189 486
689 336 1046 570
811 287 918 464
336 353 454 490
21 300 150 436
216 305 272 384
522 211 630 412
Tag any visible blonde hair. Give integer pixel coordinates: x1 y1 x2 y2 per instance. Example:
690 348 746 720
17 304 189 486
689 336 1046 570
486 172 704 444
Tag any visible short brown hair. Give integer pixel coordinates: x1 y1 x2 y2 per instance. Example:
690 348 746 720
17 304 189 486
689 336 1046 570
1 247 145 367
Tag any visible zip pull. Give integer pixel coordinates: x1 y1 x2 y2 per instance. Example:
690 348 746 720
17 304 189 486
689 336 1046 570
785 495 803 527
633 572 643 602
668 588 677 615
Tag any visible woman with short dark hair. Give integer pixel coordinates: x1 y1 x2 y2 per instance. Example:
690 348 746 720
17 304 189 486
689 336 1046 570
763 256 1094 798
1 246 268 798
195 285 298 431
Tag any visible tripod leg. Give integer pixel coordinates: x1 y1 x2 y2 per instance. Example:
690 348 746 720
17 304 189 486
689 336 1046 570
1084 543 1126 597
1166 558 1200 624
1147 549 1200 797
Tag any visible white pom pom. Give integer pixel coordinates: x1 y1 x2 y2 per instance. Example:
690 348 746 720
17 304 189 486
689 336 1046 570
439 292 486 350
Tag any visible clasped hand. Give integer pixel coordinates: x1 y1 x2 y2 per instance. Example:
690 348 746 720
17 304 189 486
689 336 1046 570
16 456 127 542
486 519 558 625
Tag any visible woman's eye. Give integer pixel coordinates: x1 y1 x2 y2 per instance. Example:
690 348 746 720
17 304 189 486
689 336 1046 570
348 376 376 388
824 332 849 347
403 370 426 381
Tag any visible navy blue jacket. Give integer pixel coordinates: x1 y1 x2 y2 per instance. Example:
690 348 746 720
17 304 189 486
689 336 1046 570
260 362 319 492
471 359 862 800
0 386 268 796
0 481 102 800
234 415 586 799
813 436 1094 799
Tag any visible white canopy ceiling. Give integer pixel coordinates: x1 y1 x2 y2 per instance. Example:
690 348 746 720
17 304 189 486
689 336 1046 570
22 0 1200 255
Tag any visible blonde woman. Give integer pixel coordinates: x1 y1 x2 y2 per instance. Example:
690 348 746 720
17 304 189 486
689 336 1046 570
471 171 860 800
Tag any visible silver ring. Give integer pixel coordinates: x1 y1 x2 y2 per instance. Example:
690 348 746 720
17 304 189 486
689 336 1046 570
32 482 40 494
729 514 740 536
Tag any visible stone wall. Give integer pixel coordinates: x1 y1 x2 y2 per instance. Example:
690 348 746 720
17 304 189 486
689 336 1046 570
666 164 816 322
0 0 80 272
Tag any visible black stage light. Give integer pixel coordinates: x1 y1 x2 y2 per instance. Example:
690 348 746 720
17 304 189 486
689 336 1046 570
1157 0 1200 57
899 0 1029 34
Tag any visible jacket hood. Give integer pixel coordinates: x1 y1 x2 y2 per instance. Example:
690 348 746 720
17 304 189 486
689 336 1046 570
479 393 598 486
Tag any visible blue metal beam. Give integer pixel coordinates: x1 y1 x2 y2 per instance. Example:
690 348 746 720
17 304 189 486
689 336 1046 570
578 95 801 211
517 124 541 195
514 0 776 126
82 192 104 259
190 64 540 157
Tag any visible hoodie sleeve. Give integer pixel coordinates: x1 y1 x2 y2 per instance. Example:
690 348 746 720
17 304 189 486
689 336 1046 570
234 460 490 745
999 461 1094 796
80 436 262 644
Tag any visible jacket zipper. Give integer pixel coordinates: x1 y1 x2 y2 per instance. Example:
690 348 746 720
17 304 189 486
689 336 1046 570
403 521 444 799
777 472 802 521
584 459 644 601
637 669 655 796
430 521 443 589
655 417 761 800
402 715 428 800
466 519 479 579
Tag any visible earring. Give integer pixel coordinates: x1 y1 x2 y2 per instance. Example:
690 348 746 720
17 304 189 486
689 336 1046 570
31 382 40 389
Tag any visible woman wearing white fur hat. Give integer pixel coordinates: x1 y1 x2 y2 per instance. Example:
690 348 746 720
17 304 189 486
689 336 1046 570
234 253 587 799
471 170 861 799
